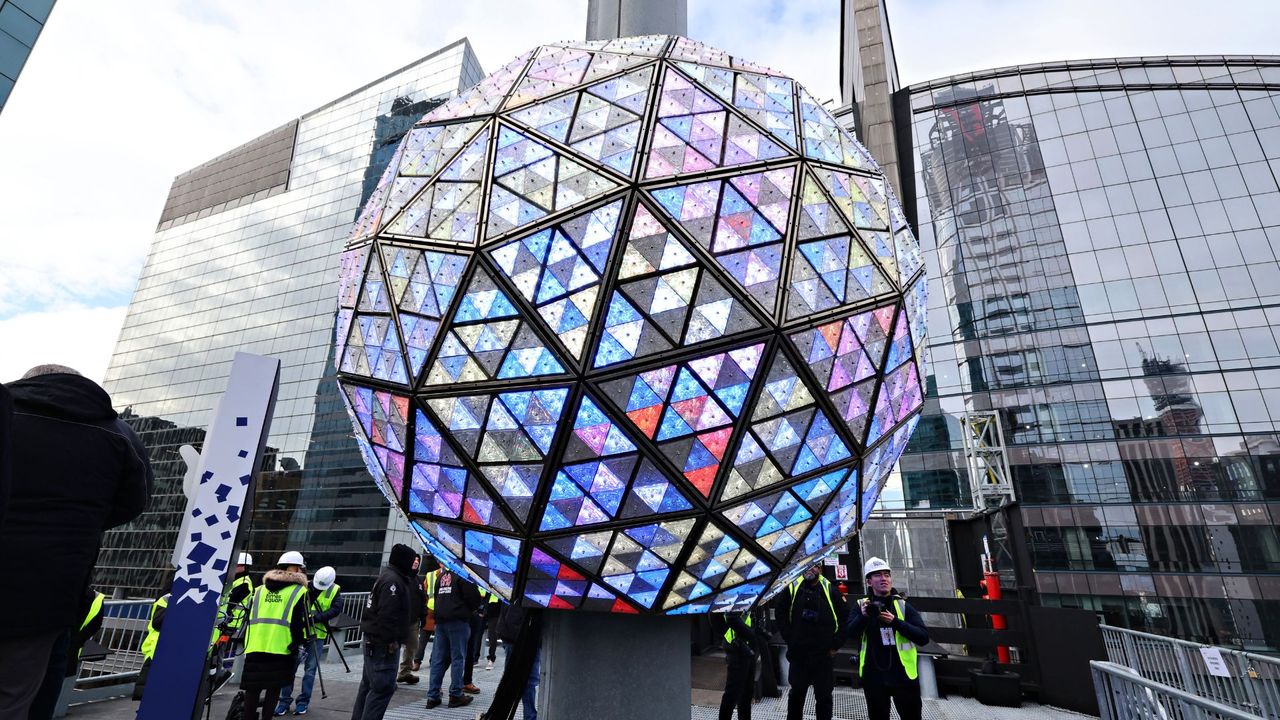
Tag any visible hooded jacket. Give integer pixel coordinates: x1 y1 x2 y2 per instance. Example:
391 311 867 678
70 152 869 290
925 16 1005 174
360 544 416 646
431 570 482 623
0 373 152 638
240 568 308 690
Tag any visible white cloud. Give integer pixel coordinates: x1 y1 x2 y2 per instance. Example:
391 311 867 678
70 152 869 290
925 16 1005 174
0 304 127 384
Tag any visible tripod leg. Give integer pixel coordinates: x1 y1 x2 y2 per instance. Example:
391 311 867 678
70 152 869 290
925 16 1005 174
331 637 351 673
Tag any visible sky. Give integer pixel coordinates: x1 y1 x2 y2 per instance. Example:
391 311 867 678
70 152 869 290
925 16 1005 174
0 0 1276 384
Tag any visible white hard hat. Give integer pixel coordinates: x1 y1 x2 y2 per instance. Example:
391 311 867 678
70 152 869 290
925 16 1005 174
863 557 891 578
314 566 337 591
237 553 253 566
278 551 306 568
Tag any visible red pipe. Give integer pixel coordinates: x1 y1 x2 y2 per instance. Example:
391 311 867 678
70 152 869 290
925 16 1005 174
981 571 1011 664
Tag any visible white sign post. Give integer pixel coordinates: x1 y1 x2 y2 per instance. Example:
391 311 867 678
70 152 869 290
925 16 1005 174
139 352 280 720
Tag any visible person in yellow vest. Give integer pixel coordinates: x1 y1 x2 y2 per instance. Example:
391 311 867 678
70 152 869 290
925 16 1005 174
276 566 341 716
225 553 255 640
715 610 758 720
846 558 930 720
776 565 846 720
411 560 440 671
239 551 308 720
29 587 106 720
132 584 170 702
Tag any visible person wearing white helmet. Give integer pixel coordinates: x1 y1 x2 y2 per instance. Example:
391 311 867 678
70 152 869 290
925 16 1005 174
277 566 341 716
846 557 930 720
278 551 306 572
225 552 255 640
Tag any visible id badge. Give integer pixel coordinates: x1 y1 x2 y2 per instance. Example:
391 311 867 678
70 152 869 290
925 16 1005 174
880 627 895 646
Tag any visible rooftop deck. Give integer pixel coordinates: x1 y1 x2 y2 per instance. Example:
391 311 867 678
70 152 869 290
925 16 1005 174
65 648 1089 720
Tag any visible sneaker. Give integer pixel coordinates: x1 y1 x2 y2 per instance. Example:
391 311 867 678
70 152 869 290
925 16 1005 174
447 695 474 708
425 698 442 709
463 683 481 694
485 659 495 671
397 674 420 684
274 704 290 717
294 708 308 716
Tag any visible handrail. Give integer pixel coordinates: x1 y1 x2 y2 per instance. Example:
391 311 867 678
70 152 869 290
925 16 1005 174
1093 661 1266 720
1100 625 1280 719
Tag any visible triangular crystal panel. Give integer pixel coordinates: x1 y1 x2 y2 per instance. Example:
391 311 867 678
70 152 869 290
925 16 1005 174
650 167 795 316
486 126 623 240
597 343 764 499
424 266 570 385
489 200 623 363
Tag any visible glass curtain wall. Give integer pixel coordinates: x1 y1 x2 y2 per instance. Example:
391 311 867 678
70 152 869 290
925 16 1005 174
95 42 486 597
899 57 1280 650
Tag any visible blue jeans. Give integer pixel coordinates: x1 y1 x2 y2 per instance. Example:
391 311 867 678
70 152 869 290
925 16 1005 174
427 620 470 701
350 642 399 720
279 639 324 709
503 643 540 720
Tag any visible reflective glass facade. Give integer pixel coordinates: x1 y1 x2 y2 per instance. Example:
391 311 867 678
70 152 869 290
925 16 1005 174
96 41 485 597
897 57 1280 650
0 0 54 110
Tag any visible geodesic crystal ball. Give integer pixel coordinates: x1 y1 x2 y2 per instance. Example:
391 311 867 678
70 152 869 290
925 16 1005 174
334 35 926 614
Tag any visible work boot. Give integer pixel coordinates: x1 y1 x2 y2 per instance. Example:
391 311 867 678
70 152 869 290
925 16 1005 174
448 695 474 708
397 673 419 684
425 698 442 709
463 683 481 694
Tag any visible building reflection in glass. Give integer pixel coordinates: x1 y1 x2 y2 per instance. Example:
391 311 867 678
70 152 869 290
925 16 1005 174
897 58 1280 650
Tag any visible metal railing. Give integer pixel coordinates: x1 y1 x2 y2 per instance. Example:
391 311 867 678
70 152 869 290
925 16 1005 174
68 592 372 701
67 599 154 706
1100 625 1280 719
336 591 369 648
1093 661 1265 720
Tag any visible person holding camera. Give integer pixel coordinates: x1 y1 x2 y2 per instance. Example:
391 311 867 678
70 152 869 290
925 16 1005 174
776 565 846 720
847 557 930 720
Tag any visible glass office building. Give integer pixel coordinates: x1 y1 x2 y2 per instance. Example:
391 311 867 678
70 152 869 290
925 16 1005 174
96 40 485 597
0 0 54 110
896 56 1280 650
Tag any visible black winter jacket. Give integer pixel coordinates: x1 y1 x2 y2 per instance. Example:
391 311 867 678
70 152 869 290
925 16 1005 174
0 373 152 638
361 546 416 646
775 576 847 656
240 569 309 690
432 570 482 622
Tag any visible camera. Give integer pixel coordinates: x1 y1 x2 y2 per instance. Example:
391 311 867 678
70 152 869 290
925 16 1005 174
865 599 888 617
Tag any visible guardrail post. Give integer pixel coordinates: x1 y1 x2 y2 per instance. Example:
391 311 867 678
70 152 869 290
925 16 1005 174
1119 631 1137 671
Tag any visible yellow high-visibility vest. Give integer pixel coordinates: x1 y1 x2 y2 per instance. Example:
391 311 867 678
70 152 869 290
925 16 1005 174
858 597 919 680
312 584 340 640
225 575 254 630
788 576 838 627
723 612 752 645
139 594 169 661
424 569 440 612
244 584 306 656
